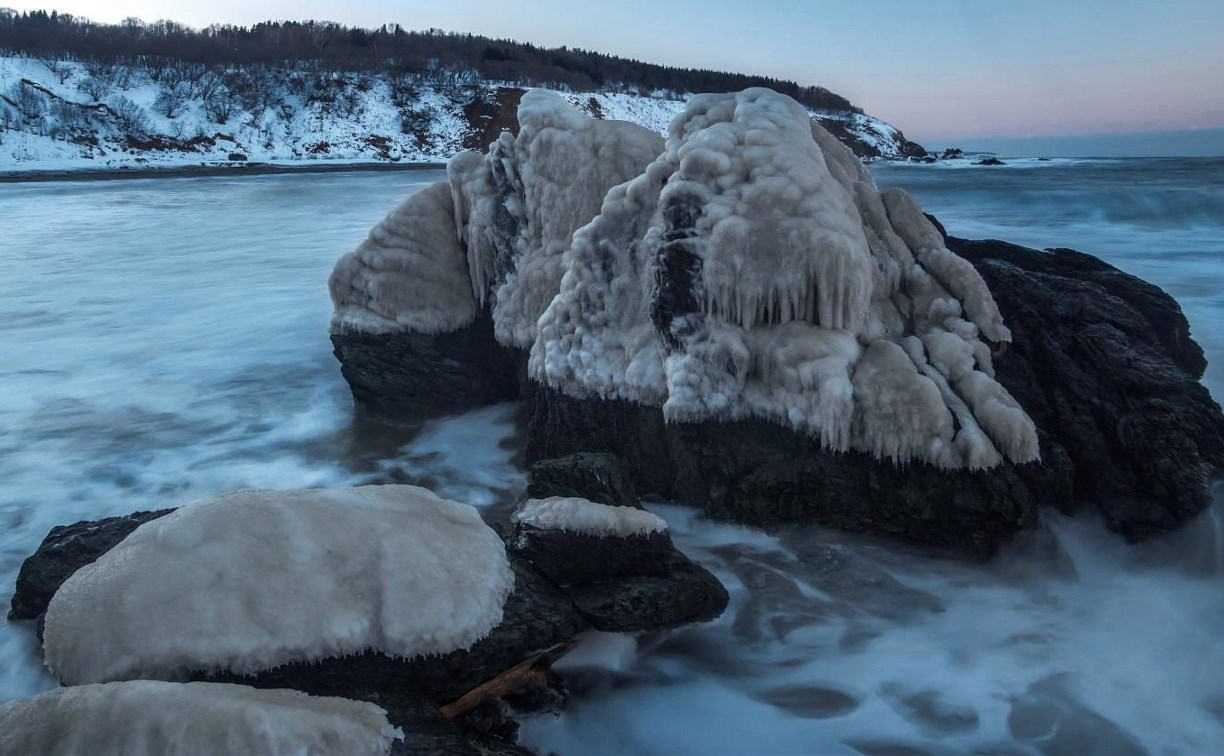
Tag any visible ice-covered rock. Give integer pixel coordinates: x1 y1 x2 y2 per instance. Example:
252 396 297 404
42 485 515 685
507 496 727 629
332 87 1035 470
0 681 400 756
530 88 1037 469
513 497 665 537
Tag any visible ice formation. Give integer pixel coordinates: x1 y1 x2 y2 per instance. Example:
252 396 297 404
514 497 668 537
529 89 1039 469
330 181 476 334
330 87 1039 469
447 89 665 347
43 485 515 685
0 681 400 756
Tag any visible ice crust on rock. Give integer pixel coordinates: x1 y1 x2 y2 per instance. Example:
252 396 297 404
330 86 1038 470
528 89 1038 469
0 681 400 756
448 89 665 347
329 181 477 334
43 485 515 685
513 497 667 537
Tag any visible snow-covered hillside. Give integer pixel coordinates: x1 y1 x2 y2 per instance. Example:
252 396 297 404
0 55 924 173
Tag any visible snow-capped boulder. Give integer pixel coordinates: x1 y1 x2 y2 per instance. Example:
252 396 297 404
0 681 400 756
507 496 727 629
514 497 666 537
510 497 673 585
43 485 515 685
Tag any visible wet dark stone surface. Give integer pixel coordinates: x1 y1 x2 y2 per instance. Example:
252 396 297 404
510 525 674 585
952 237 1224 540
330 310 519 423
526 452 640 509
7 508 174 621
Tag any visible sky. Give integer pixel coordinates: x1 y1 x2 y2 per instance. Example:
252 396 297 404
5 0 1224 147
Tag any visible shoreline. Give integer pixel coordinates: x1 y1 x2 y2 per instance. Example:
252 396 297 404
0 161 448 184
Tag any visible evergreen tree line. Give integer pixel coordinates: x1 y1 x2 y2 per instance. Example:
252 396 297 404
0 9 860 112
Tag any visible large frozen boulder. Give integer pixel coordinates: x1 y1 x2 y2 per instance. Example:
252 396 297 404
0 681 400 756
530 88 1036 470
42 485 515 685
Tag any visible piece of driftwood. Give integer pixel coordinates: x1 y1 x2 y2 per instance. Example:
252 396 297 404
439 640 578 719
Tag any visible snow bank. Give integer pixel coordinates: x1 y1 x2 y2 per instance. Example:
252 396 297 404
528 89 1038 469
0 681 400 756
514 497 667 537
329 181 476 334
43 485 514 685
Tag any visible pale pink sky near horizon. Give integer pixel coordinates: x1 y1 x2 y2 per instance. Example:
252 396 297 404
5 0 1223 142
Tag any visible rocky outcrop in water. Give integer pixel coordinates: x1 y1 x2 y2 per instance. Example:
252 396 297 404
9 487 728 750
950 237 1224 539
327 88 1224 556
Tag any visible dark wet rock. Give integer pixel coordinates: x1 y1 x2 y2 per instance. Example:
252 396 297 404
1008 674 1146 756
561 549 729 632
974 157 1006 165
7 508 174 621
527 452 639 509
882 684 980 735
386 700 479 756
941 147 964 159
951 237 1224 539
507 497 730 631
330 310 519 423
510 525 674 585
753 684 860 719
526 382 1042 558
227 152 248 162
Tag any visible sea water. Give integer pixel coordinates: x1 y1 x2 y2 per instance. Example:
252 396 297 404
1 159 1222 754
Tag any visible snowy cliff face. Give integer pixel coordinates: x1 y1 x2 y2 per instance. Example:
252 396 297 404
0 55 922 171
333 88 1037 470
43 485 515 685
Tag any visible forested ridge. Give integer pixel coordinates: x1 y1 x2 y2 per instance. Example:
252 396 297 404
0 9 859 112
